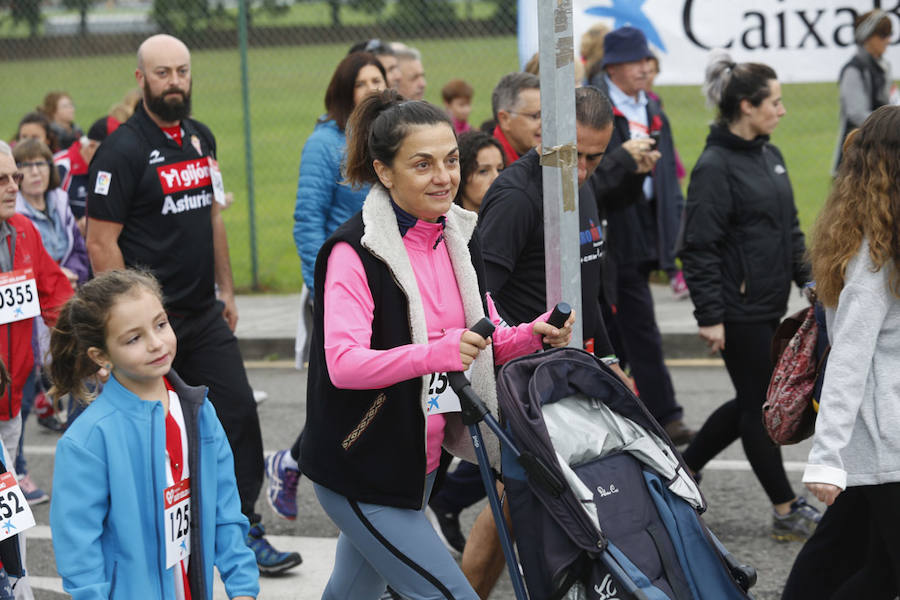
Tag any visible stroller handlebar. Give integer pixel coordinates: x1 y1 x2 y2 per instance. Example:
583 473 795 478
543 302 572 350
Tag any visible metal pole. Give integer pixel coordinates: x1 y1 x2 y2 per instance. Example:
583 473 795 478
238 0 259 290
537 0 582 348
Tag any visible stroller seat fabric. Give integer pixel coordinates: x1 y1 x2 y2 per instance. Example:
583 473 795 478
575 452 693 600
496 348 755 600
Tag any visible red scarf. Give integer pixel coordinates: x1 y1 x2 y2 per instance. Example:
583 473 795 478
163 378 191 600
492 125 521 164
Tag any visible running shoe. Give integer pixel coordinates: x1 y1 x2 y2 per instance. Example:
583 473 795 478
772 496 821 542
425 505 466 555
264 449 300 520
670 270 690 300
18 473 49 505
246 523 302 575
252 389 268 405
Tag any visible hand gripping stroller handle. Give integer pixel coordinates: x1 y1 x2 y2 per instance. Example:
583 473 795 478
543 302 572 350
449 318 496 425
469 317 496 339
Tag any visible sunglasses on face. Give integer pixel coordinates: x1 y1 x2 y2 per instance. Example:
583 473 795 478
0 173 24 187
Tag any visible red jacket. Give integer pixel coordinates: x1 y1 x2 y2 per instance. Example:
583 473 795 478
0 215 72 420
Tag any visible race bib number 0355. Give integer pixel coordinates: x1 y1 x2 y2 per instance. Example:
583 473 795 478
0 472 35 541
164 478 191 569
0 269 40 326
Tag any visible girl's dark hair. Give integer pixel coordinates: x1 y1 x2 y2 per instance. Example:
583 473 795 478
324 52 387 131
703 50 777 126
12 138 60 190
455 131 505 205
345 89 455 187
49 269 163 403
13 111 59 153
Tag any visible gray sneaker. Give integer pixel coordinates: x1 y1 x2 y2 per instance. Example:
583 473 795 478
772 496 821 542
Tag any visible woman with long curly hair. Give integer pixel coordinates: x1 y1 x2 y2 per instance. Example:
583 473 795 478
783 105 900 598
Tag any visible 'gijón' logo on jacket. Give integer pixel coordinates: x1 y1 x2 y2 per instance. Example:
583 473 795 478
156 159 211 194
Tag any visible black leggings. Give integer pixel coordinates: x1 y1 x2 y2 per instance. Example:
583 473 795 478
783 484 900 599
682 320 794 505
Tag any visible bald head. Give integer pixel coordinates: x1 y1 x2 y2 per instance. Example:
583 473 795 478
137 34 190 71
136 34 193 126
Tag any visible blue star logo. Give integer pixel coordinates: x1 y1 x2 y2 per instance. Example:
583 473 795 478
428 396 440 411
3 520 15 534
13 307 22 317
180 540 187 553
584 0 667 52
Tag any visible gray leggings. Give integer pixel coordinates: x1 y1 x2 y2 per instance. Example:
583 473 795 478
314 471 479 600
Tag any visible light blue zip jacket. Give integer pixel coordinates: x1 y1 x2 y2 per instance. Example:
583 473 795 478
293 118 371 295
50 371 259 599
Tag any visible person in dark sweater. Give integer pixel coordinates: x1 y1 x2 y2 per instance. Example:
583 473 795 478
679 51 821 542
470 86 632 598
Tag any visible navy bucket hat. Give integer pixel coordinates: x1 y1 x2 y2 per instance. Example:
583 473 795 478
601 26 653 69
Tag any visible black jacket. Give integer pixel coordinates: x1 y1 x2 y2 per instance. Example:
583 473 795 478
589 78 684 279
477 149 614 358
679 125 810 326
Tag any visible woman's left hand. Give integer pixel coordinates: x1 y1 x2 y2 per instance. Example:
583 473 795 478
805 482 841 506
533 310 576 348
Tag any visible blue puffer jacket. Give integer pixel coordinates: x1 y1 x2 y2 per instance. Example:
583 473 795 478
50 371 259 600
293 118 370 294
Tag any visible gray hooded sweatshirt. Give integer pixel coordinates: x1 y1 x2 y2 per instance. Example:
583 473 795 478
803 239 900 489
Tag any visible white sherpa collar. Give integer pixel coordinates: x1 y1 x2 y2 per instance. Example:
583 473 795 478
359 184 500 466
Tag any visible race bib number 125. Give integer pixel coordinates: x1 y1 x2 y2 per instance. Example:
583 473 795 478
164 478 191 569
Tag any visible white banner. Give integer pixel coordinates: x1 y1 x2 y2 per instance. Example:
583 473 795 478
518 0 900 84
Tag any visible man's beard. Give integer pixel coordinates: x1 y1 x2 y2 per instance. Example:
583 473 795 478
144 79 191 123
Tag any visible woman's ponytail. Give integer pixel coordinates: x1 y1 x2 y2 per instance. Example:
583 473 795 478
702 49 735 110
344 89 454 189
48 299 99 404
345 89 404 187
702 49 777 126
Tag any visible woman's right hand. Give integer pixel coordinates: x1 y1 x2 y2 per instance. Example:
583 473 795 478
698 323 725 353
459 330 490 368
805 482 841 506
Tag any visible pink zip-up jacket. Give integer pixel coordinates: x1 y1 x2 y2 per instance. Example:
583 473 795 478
324 216 547 473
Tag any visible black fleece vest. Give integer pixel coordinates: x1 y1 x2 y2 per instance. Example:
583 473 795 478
300 212 489 509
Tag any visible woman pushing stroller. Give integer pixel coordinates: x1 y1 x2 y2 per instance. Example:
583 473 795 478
299 89 573 600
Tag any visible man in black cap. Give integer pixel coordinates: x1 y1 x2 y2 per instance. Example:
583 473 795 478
588 25 695 445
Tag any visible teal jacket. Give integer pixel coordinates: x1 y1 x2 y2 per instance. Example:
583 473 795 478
293 118 371 295
50 371 259 599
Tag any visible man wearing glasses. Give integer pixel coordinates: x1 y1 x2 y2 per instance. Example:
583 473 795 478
490 72 542 164
0 141 72 498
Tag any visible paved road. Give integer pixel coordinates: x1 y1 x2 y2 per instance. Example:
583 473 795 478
24 362 816 599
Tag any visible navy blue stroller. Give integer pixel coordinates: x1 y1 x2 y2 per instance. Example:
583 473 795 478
452 340 756 600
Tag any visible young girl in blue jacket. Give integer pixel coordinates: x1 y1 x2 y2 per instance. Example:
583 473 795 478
48 269 259 600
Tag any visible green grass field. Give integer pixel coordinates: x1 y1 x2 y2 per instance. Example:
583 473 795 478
0 35 847 292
